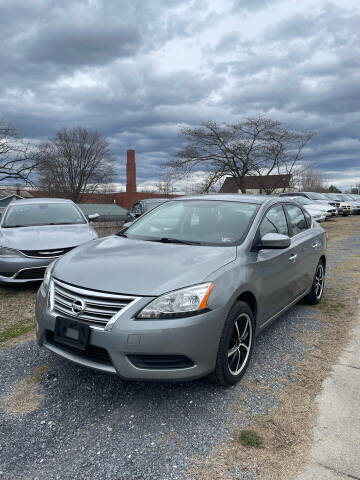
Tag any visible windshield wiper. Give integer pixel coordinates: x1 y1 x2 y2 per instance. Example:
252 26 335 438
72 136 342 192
2 225 29 228
153 237 201 245
116 232 127 237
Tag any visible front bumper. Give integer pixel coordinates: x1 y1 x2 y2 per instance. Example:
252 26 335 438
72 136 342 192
36 285 226 381
0 256 53 284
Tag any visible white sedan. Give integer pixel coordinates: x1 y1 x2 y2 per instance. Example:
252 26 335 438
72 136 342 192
285 197 336 221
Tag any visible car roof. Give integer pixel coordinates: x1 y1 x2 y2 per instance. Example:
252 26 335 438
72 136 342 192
6 197 74 206
172 193 278 205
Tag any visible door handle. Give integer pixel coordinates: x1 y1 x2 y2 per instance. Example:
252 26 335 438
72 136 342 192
289 254 297 262
312 242 319 248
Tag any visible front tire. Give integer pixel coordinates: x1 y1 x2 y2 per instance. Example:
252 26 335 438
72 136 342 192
210 301 255 386
304 260 325 305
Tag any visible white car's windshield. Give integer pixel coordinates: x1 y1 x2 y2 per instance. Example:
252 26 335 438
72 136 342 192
307 192 328 200
2 203 86 228
122 200 258 246
291 197 312 206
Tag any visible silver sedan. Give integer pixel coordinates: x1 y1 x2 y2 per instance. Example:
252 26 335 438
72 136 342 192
0 198 98 283
36 195 326 386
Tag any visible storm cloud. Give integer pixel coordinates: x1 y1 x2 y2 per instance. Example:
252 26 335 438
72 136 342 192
0 0 359 189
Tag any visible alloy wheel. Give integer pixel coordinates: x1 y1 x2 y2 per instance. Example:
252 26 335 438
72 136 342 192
227 313 252 376
315 263 324 299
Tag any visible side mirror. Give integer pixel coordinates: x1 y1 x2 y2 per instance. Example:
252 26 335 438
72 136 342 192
260 233 291 250
87 213 99 222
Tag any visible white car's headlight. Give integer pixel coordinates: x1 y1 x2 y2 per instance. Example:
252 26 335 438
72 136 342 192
0 246 24 257
43 260 57 290
137 283 214 319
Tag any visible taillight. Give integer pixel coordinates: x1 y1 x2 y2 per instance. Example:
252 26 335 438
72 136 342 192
324 229 328 242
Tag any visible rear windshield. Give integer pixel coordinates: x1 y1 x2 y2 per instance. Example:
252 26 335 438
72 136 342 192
123 200 258 246
143 201 166 212
2 203 86 228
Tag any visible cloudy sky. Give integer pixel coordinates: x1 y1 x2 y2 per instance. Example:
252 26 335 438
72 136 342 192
1 0 359 190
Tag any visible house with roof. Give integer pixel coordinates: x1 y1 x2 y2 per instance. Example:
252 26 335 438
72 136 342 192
219 174 292 195
0 188 33 216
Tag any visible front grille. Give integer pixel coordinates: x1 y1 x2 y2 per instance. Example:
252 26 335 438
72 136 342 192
45 331 112 365
15 266 47 280
127 354 194 370
52 278 138 326
19 246 75 258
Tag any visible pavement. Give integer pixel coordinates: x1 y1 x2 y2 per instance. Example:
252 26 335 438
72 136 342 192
293 314 360 480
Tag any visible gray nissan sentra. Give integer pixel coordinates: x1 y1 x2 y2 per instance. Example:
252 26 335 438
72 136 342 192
0 198 98 284
36 195 327 386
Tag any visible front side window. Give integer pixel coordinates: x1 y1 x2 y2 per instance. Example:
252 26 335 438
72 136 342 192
2 203 86 228
259 205 288 237
286 204 308 236
124 200 258 246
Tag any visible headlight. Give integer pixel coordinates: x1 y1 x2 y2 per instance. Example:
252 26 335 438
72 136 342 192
137 283 214 319
43 260 56 290
0 246 24 257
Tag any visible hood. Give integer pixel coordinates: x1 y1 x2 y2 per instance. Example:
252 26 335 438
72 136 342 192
53 235 236 296
0 224 97 250
305 204 329 212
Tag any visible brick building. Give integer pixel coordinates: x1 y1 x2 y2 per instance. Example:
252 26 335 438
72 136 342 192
29 150 179 210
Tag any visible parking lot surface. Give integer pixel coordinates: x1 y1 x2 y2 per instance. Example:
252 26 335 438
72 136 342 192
1 217 360 480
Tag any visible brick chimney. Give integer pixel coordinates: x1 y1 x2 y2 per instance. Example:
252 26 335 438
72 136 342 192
126 149 137 193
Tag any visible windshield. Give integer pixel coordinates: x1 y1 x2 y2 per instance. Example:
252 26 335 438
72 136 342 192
307 192 327 200
123 200 258 246
341 194 354 201
326 194 341 200
2 202 86 228
290 197 312 205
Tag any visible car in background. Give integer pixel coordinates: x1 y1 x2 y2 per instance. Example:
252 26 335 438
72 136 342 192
36 194 327 386
283 196 334 221
0 198 98 284
323 193 353 216
335 194 360 214
124 198 170 226
280 192 351 216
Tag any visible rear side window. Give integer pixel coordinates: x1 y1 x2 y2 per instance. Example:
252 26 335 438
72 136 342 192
303 209 312 227
286 204 308 235
259 205 288 237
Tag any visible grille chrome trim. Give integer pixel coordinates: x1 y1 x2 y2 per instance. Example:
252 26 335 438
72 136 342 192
51 278 141 329
19 246 76 259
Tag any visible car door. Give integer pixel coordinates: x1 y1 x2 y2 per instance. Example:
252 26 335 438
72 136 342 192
255 204 295 321
285 203 316 297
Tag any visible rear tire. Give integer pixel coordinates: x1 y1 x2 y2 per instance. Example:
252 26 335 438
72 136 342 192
210 301 255 387
303 260 325 305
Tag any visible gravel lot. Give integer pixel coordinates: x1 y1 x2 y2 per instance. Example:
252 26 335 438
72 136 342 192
1 216 359 480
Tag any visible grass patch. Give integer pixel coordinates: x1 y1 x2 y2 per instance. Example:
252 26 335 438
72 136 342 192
0 318 35 343
239 430 262 448
2 364 50 415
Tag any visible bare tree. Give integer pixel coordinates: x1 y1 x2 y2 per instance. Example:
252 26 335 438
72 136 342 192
166 115 314 194
297 164 326 192
38 127 115 203
155 170 176 195
0 118 39 183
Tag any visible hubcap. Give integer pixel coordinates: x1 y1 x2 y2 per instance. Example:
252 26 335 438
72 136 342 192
315 264 324 299
227 313 252 376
